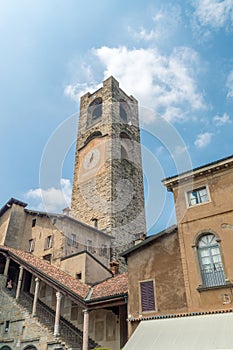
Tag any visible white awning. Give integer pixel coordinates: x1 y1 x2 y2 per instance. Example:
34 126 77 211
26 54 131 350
123 313 233 350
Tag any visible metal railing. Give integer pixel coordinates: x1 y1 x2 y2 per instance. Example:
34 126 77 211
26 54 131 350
201 268 226 287
17 291 98 349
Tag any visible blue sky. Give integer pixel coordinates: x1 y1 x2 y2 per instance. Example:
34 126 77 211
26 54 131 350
0 0 233 234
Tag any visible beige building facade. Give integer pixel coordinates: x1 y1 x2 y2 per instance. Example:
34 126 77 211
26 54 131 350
124 155 233 343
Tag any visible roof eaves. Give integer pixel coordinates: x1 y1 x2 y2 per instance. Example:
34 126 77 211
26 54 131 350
61 250 113 276
121 225 178 258
0 198 27 216
162 154 233 186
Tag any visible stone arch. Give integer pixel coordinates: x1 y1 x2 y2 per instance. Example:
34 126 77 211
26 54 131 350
85 131 102 145
22 346 38 350
120 131 131 140
0 346 12 350
192 229 221 247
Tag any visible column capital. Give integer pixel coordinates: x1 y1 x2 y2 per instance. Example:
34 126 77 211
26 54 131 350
19 265 24 271
35 277 40 283
56 291 62 300
83 309 89 314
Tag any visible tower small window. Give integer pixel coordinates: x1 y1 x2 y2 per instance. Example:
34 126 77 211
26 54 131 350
91 218 98 228
197 233 226 288
5 320 10 332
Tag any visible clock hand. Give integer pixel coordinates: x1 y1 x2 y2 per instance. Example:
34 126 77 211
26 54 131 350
89 152 94 163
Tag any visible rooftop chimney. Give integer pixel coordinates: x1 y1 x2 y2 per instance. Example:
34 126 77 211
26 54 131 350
62 207 71 216
110 261 120 276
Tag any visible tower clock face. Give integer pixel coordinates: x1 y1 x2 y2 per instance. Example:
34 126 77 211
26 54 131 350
78 140 106 182
83 148 100 170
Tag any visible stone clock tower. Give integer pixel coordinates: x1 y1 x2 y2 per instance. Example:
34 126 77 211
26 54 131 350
71 76 146 260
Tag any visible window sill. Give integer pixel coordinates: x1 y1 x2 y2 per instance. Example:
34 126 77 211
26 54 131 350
197 282 233 292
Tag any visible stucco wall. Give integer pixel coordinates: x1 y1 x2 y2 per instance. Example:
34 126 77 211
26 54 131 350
127 230 187 321
172 167 233 312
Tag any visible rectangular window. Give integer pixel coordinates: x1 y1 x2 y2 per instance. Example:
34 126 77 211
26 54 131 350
76 273 82 280
32 218 36 227
5 320 10 332
140 280 156 313
187 186 209 207
100 244 107 257
70 233 76 247
87 240 92 253
46 235 53 249
29 239 35 252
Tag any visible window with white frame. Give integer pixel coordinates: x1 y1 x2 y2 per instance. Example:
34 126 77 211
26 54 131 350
28 239 35 253
139 279 156 313
100 244 107 257
87 239 92 253
46 235 53 249
70 233 76 247
197 234 226 288
187 186 209 207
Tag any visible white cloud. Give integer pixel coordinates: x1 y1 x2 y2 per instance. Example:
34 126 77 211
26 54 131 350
64 81 100 103
194 132 213 148
25 178 72 213
226 70 233 98
91 45 205 123
128 5 182 43
192 0 233 29
213 112 231 126
129 26 159 41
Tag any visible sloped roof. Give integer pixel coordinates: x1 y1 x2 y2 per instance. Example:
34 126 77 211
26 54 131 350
90 273 128 301
121 225 177 258
0 246 128 304
1 245 90 299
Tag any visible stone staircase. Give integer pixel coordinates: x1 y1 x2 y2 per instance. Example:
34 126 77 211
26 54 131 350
16 291 99 349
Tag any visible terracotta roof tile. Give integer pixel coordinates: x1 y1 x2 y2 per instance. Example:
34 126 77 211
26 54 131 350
0 246 128 303
0 246 90 299
91 273 128 300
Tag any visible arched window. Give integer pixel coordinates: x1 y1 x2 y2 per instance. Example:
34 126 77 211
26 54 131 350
0 347 12 350
88 98 102 122
120 101 128 122
23 346 38 350
197 234 226 287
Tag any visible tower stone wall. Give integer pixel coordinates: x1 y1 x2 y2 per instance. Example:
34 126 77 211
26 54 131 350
71 76 146 262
